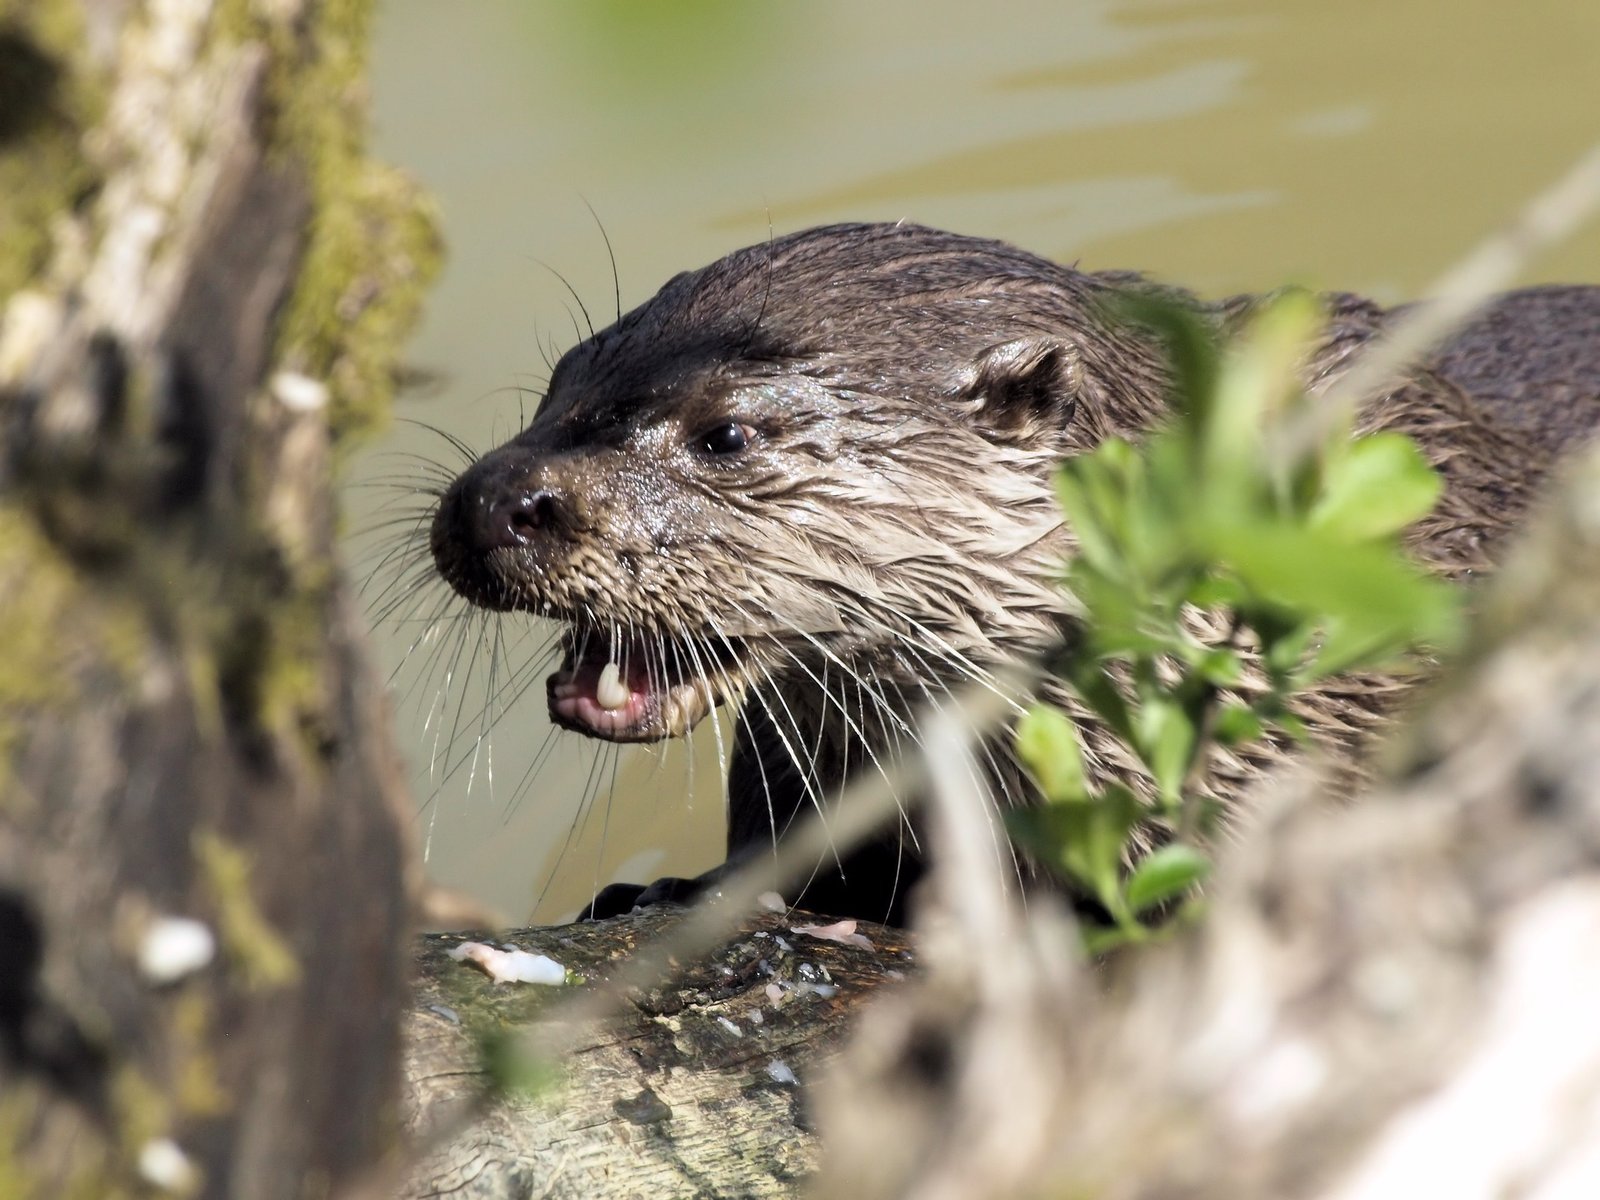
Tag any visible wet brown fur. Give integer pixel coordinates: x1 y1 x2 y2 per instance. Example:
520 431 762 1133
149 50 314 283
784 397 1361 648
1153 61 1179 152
430 223 1600 922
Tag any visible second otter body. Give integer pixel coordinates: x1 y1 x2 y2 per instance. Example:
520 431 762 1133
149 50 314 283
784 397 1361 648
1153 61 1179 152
430 223 1600 922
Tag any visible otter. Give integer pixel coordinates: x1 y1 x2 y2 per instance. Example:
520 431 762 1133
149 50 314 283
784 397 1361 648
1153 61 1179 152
429 222 1600 923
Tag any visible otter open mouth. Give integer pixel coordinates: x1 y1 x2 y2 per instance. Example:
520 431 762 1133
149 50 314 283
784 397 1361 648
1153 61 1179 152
547 629 746 742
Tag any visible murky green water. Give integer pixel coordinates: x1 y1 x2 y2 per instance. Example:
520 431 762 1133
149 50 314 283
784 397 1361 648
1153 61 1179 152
356 0 1600 921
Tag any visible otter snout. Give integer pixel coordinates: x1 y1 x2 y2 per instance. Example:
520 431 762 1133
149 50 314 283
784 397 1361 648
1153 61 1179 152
444 476 561 551
431 449 586 611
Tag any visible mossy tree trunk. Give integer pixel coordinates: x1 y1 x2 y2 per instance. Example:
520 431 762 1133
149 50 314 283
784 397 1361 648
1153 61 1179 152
0 1 438 1195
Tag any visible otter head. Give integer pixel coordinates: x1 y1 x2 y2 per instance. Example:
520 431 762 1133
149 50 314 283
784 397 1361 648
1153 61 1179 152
431 223 1169 744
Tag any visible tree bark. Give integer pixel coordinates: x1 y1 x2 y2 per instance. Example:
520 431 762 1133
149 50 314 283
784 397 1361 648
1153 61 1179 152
0 1 436 1195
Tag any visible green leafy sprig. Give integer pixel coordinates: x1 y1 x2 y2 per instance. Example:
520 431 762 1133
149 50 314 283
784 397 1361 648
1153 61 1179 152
1012 292 1462 951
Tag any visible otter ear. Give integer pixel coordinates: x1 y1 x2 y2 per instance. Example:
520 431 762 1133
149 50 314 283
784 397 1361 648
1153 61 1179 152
962 337 1081 432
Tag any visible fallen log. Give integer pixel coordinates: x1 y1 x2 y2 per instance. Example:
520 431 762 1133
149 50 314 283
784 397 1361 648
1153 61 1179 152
399 908 912 1200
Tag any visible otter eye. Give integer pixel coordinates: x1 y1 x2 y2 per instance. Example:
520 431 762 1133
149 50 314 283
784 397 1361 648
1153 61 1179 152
696 422 755 456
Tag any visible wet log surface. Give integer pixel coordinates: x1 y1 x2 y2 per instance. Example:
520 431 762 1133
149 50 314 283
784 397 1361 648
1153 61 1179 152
400 908 914 1200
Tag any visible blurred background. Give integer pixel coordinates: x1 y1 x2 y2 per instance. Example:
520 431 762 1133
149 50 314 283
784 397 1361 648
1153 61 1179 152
349 0 1600 923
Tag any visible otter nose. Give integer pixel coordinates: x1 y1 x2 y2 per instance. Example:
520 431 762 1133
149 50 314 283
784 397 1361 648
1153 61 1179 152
493 489 557 543
473 486 567 549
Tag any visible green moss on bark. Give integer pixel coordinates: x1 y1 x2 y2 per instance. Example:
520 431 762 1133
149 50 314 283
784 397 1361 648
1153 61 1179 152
0 1 104 302
195 831 302 990
0 505 113 803
204 0 442 744
217 0 444 452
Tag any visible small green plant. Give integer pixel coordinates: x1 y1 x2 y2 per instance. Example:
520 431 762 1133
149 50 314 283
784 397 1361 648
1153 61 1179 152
475 1026 562 1100
1012 291 1462 952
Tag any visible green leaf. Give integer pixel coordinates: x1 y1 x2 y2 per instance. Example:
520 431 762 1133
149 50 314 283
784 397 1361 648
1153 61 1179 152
476 1028 560 1099
1194 647 1243 688
1066 564 1160 655
1300 616 1407 682
1206 292 1320 462
1185 572 1249 610
1274 711 1310 742
1207 521 1461 659
1135 697 1196 807
1015 704 1088 804
1212 703 1265 746
1309 433 1443 542
1055 441 1141 579
1113 293 1221 419
1066 660 1136 745
1008 786 1142 916
1061 784 1142 914
1125 843 1212 914
1053 468 1120 579
1081 924 1142 956
1261 618 1316 678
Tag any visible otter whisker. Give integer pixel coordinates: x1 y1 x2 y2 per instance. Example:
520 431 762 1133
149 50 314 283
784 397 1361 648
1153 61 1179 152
384 601 464 700
884 668 1026 900
875 642 1025 863
433 607 502 802
744 662 846 883
523 721 585 915
532 258 596 344
751 668 848 913
363 547 452 626
362 566 444 634
569 737 618 910
675 628 735 801
721 595 922 744
716 609 913 817
838 599 1028 713
459 615 508 804
663 631 721 785
578 197 623 327
415 608 486 858
392 419 481 470
588 726 628 913
678 626 786 855
712 600 934 900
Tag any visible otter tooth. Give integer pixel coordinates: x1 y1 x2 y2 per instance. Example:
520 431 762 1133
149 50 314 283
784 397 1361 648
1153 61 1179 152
596 662 629 711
